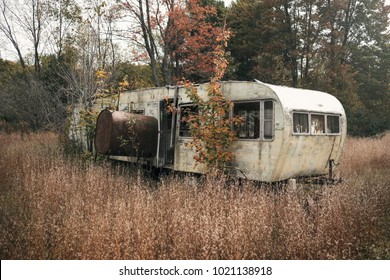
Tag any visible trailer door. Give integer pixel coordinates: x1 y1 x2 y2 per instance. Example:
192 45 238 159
158 99 175 167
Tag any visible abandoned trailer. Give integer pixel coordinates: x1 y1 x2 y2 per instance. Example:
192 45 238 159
72 80 347 182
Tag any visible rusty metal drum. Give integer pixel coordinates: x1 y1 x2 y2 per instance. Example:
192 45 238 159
95 109 158 157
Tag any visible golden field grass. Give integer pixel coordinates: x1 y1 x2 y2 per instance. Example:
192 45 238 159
0 132 389 259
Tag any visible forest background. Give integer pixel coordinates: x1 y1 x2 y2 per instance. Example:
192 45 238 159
0 0 389 137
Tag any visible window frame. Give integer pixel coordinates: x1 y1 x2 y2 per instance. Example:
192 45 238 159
262 100 274 140
293 112 310 135
292 111 342 136
232 99 275 141
177 100 275 141
326 114 341 135
178 103 199 138
310 113 326 135
232 100 261 140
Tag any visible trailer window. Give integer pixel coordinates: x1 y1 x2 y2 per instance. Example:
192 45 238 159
263 101 274 139
327 115 340 134
233 102 260 139
311 114 325 134
293 112 341 135
293 113 309 133
179 105 198 137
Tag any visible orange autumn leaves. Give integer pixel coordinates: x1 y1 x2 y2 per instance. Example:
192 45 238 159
183 30 242 171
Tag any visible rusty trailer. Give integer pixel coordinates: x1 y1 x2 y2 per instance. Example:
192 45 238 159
75 80 346 182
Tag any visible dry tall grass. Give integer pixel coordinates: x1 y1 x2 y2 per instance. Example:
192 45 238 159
0 132 389 259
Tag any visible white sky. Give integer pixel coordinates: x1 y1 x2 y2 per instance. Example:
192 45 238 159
223 0 233 7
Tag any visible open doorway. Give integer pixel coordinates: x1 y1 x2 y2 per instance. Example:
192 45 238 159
159 99 175 167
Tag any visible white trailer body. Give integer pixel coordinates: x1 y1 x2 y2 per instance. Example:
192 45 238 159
81 81 346 182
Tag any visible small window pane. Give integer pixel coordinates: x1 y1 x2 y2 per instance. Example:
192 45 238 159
233 102 260 139
327 115 340 134
179 105 198 137
264 101 273 139
293 113 309 133
311 114 325 134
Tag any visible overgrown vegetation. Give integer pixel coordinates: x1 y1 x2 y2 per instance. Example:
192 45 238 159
1 132 389 259
1 0 389 137
180 31 242 170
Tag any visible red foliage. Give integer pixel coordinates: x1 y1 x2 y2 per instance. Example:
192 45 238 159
166 0 223 82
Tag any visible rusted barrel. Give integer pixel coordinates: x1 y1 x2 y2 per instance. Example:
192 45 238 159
95 109 158 157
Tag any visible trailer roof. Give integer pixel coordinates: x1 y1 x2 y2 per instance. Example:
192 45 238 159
261 82 345 114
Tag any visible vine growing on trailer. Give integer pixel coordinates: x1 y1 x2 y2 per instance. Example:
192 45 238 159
183 31 243 172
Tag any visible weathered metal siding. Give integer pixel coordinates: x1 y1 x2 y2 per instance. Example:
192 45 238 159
174 138 207 174
172 82 286 181
221 81 274 101
116 87 171 119
73 81 347 182
269 108 346 181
